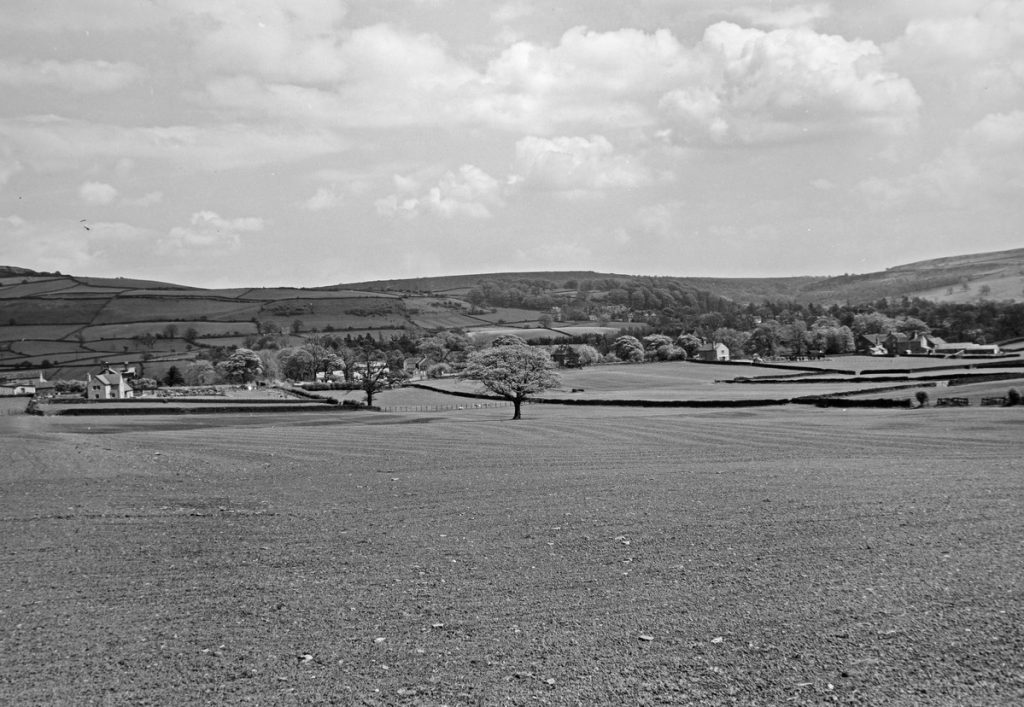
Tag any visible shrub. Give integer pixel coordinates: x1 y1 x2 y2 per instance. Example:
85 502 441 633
1008 388 1021 406
915 390 929 408
427 363 452 379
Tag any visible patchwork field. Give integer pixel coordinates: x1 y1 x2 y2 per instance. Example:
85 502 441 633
1 406 1021 704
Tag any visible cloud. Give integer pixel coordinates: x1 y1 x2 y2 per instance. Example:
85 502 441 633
0 116 348 171
160 210 264 254
479 26 696 132
859 110 1024 208
183 0 350 83
659 23 921 144
492 2 534 24
376 165 502 219
79 181 118 205
511 135 652 196
0 0 174 33
888 0 1024 108
728 2 832 29
188 15 920 147
0 156 22 188
123 191 164 207
897 1 1024 61
0 58 144 93
202 23 478 129
301 168 380 211
476 22 920 142
0 214 149 276
302 186 343 212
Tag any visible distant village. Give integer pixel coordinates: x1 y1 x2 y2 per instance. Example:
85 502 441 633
0 328 1005 401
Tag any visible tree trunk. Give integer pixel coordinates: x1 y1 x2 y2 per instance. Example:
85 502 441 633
512 398 522 420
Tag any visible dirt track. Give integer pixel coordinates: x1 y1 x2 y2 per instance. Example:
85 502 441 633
1 406 1022 705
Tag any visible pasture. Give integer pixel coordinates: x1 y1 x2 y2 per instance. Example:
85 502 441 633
1 405 1021 704
422 360 964 403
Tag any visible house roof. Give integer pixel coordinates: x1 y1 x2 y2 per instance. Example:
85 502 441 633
92 369 131 387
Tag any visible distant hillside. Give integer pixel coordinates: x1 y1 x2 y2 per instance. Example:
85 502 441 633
343 271 821 304
340 247 1024 306
0 265 50 278
793 247 1024 304
2 247 1023 380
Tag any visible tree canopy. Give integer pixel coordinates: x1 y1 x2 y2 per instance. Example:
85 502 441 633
216 348 263 383
462 344 560 420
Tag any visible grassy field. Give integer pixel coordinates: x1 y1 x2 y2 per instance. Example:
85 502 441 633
1 405 1022 704
421 361 934 403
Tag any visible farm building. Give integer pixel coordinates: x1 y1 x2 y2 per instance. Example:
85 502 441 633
856 332 917 356
87 364 135 400
0 372 51 397
913 334 947 354
0 380 35 396
932 342 1002 356
696 342 730 362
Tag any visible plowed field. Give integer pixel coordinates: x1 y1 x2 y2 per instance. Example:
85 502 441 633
1 406 1022 705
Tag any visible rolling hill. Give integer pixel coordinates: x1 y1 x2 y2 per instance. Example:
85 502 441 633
2 247 1023 381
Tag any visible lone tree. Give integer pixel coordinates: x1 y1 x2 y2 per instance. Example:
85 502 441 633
462 344 560 420
163 365 184 387
355 345 391 408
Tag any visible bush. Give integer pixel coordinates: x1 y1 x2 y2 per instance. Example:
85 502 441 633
915 390 929 408
1008 388 1021 406
54 380 86 395
427 363 452 379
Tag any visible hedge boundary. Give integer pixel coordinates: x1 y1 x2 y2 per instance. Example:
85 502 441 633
49 403 356 416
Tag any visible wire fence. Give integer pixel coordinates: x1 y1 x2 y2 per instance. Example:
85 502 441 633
380 401 512 413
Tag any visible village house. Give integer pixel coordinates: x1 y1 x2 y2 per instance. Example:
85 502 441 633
855 332 915 356
87 364 136 400
696 342 730 362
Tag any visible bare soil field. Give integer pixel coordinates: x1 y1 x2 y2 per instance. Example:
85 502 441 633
1 405 1022 705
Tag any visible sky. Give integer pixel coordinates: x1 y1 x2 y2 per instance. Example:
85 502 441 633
0 0 1022 288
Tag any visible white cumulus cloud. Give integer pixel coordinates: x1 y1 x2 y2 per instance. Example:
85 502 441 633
161 210 264 254
660 22 921 144
511 135 652 196
376 165 502 219
79 181 118 205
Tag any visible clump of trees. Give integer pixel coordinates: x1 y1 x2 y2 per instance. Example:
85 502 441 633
611 335 645 362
